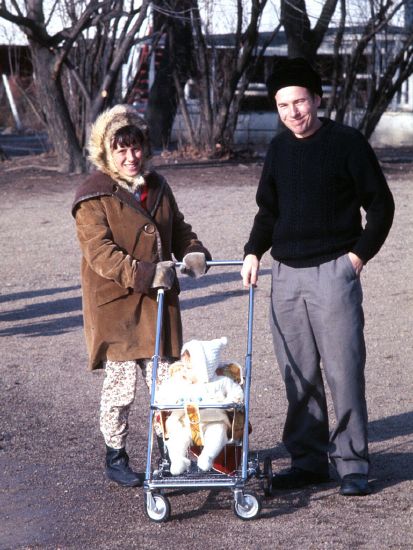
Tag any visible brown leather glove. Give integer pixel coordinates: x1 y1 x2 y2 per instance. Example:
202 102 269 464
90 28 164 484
180 253 207 278
151 261 175 290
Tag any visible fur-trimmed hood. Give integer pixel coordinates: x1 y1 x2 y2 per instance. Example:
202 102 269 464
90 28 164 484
88 104 151 189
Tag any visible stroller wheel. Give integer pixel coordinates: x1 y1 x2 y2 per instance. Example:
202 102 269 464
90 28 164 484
233 492 261 520
145 492 171 522
262 456 274 496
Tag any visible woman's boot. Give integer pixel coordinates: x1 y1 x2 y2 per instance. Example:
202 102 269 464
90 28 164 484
105 446 144 487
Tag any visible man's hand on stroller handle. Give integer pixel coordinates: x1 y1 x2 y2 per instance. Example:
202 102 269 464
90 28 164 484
241 254 259 287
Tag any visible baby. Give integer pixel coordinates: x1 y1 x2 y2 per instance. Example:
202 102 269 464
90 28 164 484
156 337 243 474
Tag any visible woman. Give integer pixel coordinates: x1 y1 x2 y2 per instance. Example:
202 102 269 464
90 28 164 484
72 105 211 487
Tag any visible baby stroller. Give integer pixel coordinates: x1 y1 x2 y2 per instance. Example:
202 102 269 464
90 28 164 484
143 260 270 522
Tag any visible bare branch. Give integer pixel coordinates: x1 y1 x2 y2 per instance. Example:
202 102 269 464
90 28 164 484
0 5 52 46
64 58 92 106
324 0 346 117
52 1 114 78
90 0 151 120
9 0 23 17
312 0 340 51
45 0 60 27
191 0 214 146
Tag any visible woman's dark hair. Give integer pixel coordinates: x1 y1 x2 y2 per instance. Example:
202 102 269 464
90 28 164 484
111 124 145 149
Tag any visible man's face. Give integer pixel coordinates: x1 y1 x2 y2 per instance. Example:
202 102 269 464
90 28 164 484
275 86 321 138
112 144 142 178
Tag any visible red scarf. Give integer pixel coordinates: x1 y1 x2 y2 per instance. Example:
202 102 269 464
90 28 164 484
139 184 148 210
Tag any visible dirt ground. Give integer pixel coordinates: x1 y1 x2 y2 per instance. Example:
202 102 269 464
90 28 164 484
0 151 412 550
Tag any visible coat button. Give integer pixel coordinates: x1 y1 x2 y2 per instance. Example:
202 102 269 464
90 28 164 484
144 223 155 234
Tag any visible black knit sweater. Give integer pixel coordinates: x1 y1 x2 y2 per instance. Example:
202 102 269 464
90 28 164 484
244 119 395 267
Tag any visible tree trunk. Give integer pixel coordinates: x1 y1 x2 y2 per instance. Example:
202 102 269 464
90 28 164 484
30 42 85 173
146 0 194 149
146 44 177 149
281 0 339 61
281 0 314 60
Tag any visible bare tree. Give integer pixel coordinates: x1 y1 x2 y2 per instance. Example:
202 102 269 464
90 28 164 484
0 0 150 172
280 0 413 139
167 0 274 155
325 0 413 139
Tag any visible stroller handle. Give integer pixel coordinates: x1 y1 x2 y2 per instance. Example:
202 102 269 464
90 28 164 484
175 259 244 268
205 260 244 266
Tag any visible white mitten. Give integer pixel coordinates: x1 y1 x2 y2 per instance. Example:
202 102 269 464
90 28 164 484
180 253 207 278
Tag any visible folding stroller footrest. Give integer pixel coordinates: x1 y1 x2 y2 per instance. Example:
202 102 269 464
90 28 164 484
148 469 243 488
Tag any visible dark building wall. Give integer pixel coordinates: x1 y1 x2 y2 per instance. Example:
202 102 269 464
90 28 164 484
0 45 32 76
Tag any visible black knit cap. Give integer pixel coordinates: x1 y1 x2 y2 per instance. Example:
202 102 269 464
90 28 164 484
266 57 323 103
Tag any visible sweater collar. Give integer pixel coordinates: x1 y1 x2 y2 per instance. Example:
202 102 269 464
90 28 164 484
286 117 331 143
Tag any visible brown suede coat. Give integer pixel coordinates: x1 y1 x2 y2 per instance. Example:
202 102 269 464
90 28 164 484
72 170 211 370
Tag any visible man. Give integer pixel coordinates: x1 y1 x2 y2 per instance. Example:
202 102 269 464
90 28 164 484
241 58 394 496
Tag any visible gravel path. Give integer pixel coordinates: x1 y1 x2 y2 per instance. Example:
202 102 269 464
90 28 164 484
0 155 412 549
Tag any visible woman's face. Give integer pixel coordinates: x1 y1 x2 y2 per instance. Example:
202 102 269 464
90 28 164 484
111 144 142 178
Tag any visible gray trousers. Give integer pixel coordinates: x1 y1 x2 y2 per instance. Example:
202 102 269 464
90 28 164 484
269 255 369 477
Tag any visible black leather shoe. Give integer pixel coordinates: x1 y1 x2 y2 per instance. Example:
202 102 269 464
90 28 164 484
340 474 371 496
271 467 330 490
105 446 144 487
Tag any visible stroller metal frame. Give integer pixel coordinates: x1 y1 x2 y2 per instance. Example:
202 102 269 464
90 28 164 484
143 260 265 521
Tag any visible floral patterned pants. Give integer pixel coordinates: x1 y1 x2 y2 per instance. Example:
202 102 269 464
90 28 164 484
100 358 172 449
